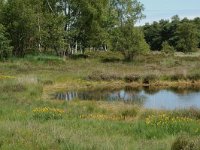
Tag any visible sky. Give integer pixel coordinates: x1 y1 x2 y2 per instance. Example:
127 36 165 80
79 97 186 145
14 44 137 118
137 0 200 25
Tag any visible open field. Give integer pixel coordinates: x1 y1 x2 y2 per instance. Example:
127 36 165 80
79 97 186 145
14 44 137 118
0 52 200 149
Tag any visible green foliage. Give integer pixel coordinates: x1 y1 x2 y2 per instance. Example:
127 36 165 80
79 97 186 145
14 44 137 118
0 24 12 60
143 21 163 50
1 0 200 58
113 24 149 61
143 16 200 53
41 15 66 55
176 22 199 52
0 0 145 57
161 41 175 55
2 0 38 56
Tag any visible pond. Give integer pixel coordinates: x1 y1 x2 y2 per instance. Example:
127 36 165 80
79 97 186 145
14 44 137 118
54 87 200 110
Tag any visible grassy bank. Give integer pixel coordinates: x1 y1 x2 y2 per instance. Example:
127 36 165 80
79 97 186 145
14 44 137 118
0 52 200 149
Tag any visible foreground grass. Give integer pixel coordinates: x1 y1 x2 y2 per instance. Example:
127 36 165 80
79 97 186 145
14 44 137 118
0 52 200 149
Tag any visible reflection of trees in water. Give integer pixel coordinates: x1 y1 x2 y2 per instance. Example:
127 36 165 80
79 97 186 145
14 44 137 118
124 86 142 92
143 87 160 94
56 90 111 101
56 91 79 101
78 91 109 100
141 86 200 96
55 89 147 105
109 90 146 105
170 87 200 95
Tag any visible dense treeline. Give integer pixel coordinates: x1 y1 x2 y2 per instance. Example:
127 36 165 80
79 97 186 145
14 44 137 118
143 15 200 53
0 0 149 60
0 0 200 61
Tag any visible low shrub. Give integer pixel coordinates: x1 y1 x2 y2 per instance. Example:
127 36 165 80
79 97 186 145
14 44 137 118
187 73 200 81
121 108 138 119
161 41 175 56
142 74 157 84
85 51 123 62
170 73 187 81
171 108 200 120
171 135 200 150
87 71 122 81
39 79 54 85
124 74 141 83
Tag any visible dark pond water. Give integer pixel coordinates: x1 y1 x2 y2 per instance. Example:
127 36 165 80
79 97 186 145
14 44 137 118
54 88 200 110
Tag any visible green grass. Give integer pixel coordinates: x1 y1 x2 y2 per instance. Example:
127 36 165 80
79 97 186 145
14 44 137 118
0 52 200 149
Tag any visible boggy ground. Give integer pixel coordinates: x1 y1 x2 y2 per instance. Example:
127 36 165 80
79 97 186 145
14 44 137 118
0 52 200 149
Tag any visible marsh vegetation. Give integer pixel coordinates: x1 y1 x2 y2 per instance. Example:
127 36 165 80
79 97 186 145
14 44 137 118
0 53 200 149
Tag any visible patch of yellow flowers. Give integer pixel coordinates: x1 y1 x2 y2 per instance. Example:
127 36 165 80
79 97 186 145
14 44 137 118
145 114 196 126
33 107 64 113
80 114 124 121
33 107 65 120
0 75 16 80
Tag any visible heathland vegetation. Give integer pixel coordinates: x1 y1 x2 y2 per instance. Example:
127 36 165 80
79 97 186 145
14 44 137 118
0 0 200 149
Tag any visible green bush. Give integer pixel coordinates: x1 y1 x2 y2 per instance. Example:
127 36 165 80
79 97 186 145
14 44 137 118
112 24 150 61
161 41 175 55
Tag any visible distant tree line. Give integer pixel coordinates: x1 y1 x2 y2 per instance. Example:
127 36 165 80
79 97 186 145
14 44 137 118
0 0 200 61
143 15 200 52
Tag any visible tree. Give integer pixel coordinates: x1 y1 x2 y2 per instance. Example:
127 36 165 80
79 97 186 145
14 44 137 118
41 14 66 55
113 23 149 61
143 21 162 50
176 22 199 52
110 0 148 60
112 0 144 26
2 0 38 56
64 0 110 53
0 24 12 60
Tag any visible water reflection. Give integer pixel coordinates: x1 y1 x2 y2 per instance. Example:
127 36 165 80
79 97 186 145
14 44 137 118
55 88 200 110
56 89 145 105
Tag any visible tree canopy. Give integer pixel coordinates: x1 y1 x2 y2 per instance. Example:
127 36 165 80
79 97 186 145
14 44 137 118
143 16 200 52
0 1 200 60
